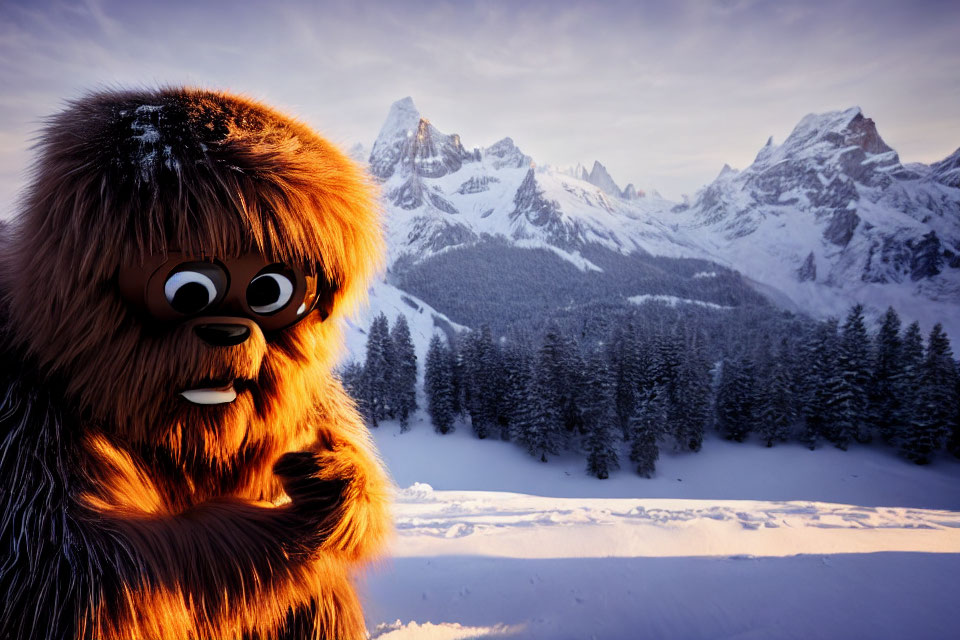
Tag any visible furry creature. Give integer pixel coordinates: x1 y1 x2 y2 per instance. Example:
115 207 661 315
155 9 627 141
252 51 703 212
0 88 391 640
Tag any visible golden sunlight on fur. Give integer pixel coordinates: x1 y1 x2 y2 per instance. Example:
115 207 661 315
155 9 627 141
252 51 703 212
0 87 391 640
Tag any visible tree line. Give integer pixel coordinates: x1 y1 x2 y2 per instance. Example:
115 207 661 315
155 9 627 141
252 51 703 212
342 305 960 479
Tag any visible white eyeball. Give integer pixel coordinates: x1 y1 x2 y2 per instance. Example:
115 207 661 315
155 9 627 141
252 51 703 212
247 272 294 314
164 270 219 314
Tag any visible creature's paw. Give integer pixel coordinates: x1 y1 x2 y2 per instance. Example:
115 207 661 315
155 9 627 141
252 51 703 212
287 445 391 560
273 451 347 547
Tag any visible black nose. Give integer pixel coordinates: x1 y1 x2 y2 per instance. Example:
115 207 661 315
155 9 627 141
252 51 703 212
194 323 250 347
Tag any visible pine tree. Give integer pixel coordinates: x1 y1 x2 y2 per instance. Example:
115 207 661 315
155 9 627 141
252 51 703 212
338 360 365 406
479 326 503 438
582 351 620 479
499 341 532 441
750 334 775 396
671 334 712 452
799 319 839 449
458 331 478 424
650 330 682 389
609 324 641 439
361 313 392 426
894 322 925 455
515 362 562 462
756 338 796 447
870 307 903 444
425 335 455 434
714 356 754 442
903 324 957 463
538 324 578 448
448 334 464 417
823 305 873 450
629 385 664 477
514 331 567 462
651 330 684 449
389 315 418 432
462 326 500 439
948 374 960 459
560 334 587 444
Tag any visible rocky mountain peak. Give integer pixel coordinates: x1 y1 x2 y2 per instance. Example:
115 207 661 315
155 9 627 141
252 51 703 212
844 111 893 155
587 161 620 196
484 137 532 169
685 105 960 313
776 107 895 162
369 97 476 181
380 96 420 137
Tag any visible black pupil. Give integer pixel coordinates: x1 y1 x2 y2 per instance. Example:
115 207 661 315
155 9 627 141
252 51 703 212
171 282 211 314
248 276 282 308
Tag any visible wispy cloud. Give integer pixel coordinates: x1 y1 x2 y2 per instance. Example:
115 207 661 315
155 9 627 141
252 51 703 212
1 0 958 212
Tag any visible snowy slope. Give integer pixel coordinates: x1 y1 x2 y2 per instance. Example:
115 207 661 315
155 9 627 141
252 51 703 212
360 419 960 639
341 279 466 373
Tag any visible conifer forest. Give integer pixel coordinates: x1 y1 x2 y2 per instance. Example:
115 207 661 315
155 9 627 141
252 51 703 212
341 304 960 479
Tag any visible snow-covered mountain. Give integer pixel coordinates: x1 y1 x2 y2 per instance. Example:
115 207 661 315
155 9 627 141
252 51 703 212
349 98 960 350
674 107 960 335
368 97 702 271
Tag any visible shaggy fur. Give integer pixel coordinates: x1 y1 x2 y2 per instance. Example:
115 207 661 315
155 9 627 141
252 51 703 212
0 88 390 639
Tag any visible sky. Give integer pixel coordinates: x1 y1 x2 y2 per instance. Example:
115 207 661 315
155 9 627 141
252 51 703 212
1 0 958 214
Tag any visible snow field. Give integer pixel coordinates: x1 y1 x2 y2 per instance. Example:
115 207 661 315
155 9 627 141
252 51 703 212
361 417 960 639
363 553 960 640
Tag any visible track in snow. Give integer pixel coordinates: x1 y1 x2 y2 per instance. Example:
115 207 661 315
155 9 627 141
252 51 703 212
362 484 960 639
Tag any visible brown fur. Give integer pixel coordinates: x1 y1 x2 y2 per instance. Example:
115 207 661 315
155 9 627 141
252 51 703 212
0 88 390 639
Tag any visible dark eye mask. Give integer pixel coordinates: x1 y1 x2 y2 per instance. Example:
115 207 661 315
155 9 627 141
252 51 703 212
118 252 338 332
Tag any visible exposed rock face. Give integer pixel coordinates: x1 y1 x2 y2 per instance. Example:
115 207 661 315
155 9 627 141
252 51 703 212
511 170 558 223
844 112 894 155
910 231 943 281
403 118 475 179
510 169 581 249
389 177 424 211
369 97 475 181
823 208 860 247
388 177 459 213
797 252 817 282
931 148 960 188
406 217 477 253
457 175 500 194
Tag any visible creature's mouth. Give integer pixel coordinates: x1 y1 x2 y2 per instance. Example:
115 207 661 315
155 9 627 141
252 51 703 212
180 379 240 405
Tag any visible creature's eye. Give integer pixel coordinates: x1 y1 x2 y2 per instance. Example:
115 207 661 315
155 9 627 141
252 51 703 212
247 266 294 315
164 265 226 315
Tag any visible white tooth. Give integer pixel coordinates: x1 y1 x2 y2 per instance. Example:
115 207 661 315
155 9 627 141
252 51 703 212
180 385 237 405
